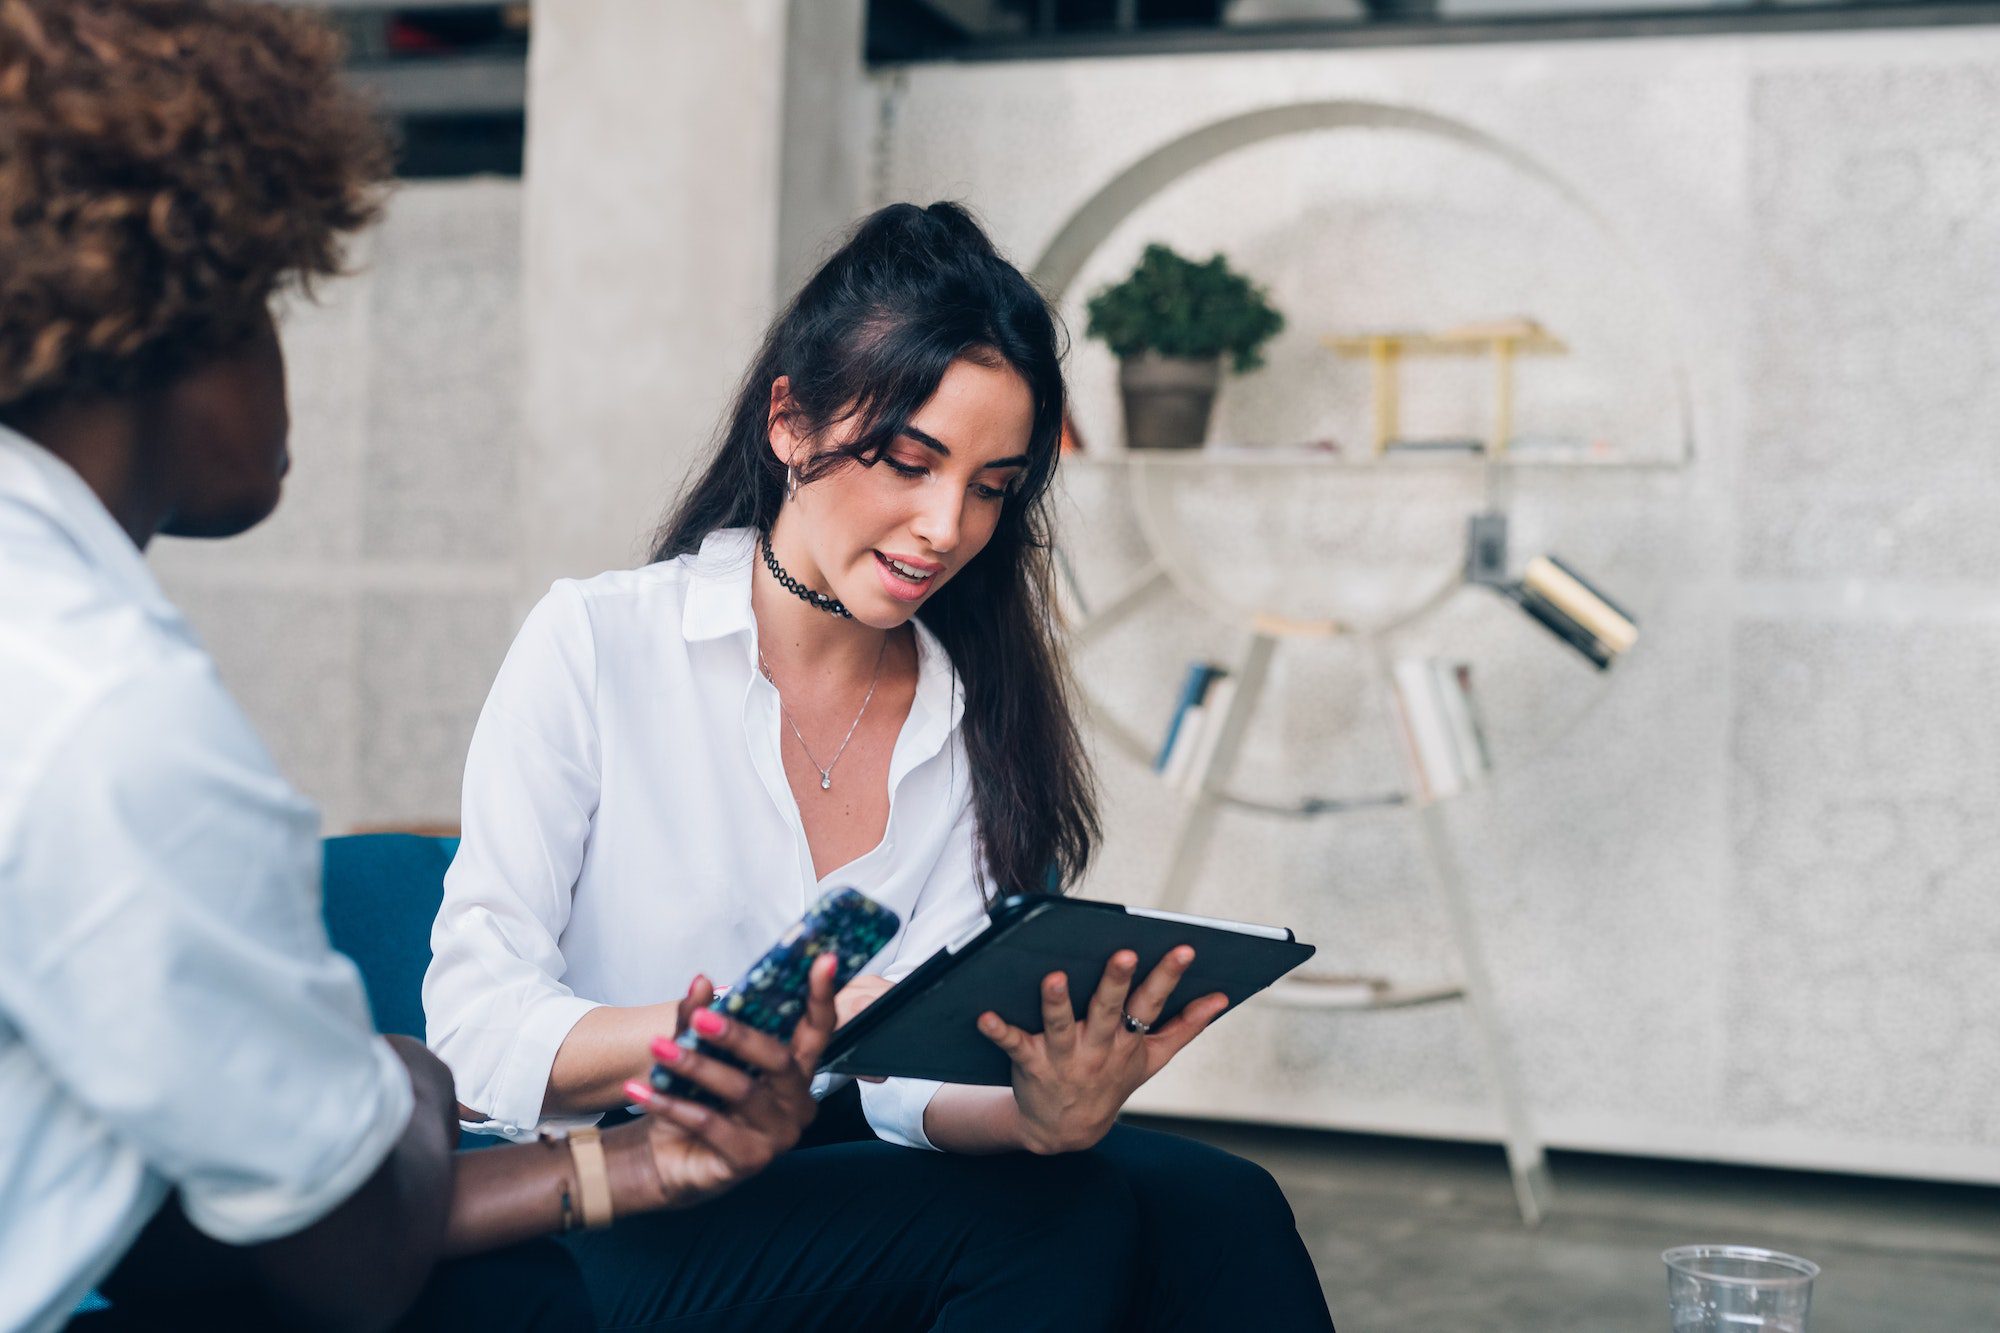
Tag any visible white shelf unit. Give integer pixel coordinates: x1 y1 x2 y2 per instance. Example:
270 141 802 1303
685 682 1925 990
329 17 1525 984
1053 447 1681 1227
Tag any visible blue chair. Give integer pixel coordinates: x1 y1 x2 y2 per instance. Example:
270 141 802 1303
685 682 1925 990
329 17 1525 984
321 832 460 1040
320 832 505 1150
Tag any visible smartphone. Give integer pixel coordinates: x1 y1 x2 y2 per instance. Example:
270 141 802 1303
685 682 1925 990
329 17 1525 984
649 887 902 1107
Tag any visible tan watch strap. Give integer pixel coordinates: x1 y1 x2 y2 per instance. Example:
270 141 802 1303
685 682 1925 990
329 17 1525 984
566 1126 614 1230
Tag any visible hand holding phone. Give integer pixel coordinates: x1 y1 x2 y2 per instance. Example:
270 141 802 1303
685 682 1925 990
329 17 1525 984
650 887 901 1108
619 958 838 1211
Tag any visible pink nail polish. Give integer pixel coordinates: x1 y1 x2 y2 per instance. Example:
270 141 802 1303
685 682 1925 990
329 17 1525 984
692 1009 725 1037
624 1079 654 1104
651 1037 683 1062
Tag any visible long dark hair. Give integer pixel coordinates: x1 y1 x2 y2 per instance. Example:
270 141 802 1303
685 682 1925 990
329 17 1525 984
651 201 1096 900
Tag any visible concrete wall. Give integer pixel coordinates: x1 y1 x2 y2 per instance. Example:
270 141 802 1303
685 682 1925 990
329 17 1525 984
880 27 2000 1183
520 0 793 582
778 0 871 296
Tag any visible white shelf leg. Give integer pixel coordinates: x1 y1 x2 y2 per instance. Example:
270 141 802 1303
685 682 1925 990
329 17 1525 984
1412 798 1553 1226
1377 642 1552 1227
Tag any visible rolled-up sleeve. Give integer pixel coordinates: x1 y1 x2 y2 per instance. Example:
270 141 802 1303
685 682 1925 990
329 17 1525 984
0 661 414 1244
423 581 604 1138
858 788 989 1151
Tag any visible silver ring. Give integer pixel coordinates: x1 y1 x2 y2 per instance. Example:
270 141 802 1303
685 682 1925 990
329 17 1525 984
1121 1011 1153 1035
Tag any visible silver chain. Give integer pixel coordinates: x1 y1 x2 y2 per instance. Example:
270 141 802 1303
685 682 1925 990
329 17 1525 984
757 636 887 791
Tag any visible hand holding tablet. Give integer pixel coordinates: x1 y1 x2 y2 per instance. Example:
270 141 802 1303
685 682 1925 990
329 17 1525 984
975 941 1234 1153
818 894 1315 1088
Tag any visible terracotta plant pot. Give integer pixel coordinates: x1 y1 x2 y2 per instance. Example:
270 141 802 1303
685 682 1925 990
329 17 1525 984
1118 351 1221 450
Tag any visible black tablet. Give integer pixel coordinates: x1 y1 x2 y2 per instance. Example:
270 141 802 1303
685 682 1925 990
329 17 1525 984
817 894 1315 1086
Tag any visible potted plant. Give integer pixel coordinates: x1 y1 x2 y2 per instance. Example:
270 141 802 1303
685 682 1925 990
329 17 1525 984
1085 243 1285 450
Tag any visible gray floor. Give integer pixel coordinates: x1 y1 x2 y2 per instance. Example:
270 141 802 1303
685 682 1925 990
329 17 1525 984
1137 1116 2000 1333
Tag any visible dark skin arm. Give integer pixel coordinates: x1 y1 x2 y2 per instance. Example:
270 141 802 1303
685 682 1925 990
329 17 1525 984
232 959 838 1331
241 1037 458 1331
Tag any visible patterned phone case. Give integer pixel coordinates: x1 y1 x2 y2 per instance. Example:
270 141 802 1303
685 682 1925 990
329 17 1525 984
649 887 901 1106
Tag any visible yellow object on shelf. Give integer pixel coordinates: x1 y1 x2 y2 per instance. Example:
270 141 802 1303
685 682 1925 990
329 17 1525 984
1323 319 1569 457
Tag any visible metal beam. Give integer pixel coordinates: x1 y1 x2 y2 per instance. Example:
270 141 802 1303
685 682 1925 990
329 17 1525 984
287 1 521 9
346 54 526 116
871 1 2000 63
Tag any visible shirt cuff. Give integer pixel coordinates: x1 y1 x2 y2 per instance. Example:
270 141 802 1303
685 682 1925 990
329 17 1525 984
479 994 602 1139
466 1046 850 1144
858 1076 945 1151
181 1038 416 1243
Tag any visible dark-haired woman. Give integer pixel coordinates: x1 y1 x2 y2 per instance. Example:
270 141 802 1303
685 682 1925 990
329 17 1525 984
426 201 1334 1330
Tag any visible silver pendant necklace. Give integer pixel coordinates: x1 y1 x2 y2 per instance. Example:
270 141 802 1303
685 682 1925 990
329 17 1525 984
757 636 887 791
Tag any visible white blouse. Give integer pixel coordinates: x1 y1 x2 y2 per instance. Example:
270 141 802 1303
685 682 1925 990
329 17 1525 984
424 528 988 1149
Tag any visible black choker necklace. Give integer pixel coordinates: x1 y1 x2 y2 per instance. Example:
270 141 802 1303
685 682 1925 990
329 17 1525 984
760 532 852 619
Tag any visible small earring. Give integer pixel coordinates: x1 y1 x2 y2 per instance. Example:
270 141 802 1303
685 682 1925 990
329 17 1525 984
785 465 799 501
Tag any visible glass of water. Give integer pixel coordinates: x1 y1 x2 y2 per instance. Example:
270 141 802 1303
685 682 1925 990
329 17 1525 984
1664 1245 1818 1332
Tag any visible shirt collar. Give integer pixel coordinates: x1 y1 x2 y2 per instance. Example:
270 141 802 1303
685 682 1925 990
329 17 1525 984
680 527 759 644
681 525 966 739
0 423 179 624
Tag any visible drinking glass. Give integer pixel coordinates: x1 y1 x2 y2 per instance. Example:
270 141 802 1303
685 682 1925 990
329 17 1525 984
1663 1245 1818 1332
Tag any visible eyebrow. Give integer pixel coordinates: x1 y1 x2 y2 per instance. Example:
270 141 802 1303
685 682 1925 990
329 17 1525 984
900 426 1030 471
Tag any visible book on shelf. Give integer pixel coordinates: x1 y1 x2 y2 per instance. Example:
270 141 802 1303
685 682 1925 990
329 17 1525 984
1180 676 1236 791
1436 662 1492 778
1154 661 1230 793
1391 657 1489 800
1521 555 1638 655
1160 698 1206 789
1153 662 1220 772
1501 582 1613 670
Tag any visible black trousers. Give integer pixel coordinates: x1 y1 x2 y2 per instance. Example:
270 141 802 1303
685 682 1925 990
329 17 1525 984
1084 1122 1334 1332
560 1087 1334 1332
74 1092 1333 1332
71 1153 1128 1333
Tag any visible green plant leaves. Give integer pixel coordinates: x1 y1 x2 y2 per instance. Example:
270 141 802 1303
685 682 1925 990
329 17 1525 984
1083 243 1285 373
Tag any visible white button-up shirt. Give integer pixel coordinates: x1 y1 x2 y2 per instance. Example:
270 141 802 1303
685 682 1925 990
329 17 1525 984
424 528 988 1149
0 429 415 1333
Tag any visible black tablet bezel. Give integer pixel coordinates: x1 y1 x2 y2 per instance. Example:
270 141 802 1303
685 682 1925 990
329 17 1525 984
816 893 1307 1080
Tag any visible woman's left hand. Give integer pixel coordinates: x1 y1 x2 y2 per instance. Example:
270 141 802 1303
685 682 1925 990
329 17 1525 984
977 947 1229 1155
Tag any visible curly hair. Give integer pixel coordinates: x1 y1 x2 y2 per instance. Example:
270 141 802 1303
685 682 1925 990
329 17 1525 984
0 0 391 410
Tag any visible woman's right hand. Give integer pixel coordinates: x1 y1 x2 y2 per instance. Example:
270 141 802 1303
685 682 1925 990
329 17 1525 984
618 952 838 1210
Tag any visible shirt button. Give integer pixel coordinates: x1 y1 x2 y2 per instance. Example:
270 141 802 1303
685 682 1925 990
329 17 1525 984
502 1123 519 1136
